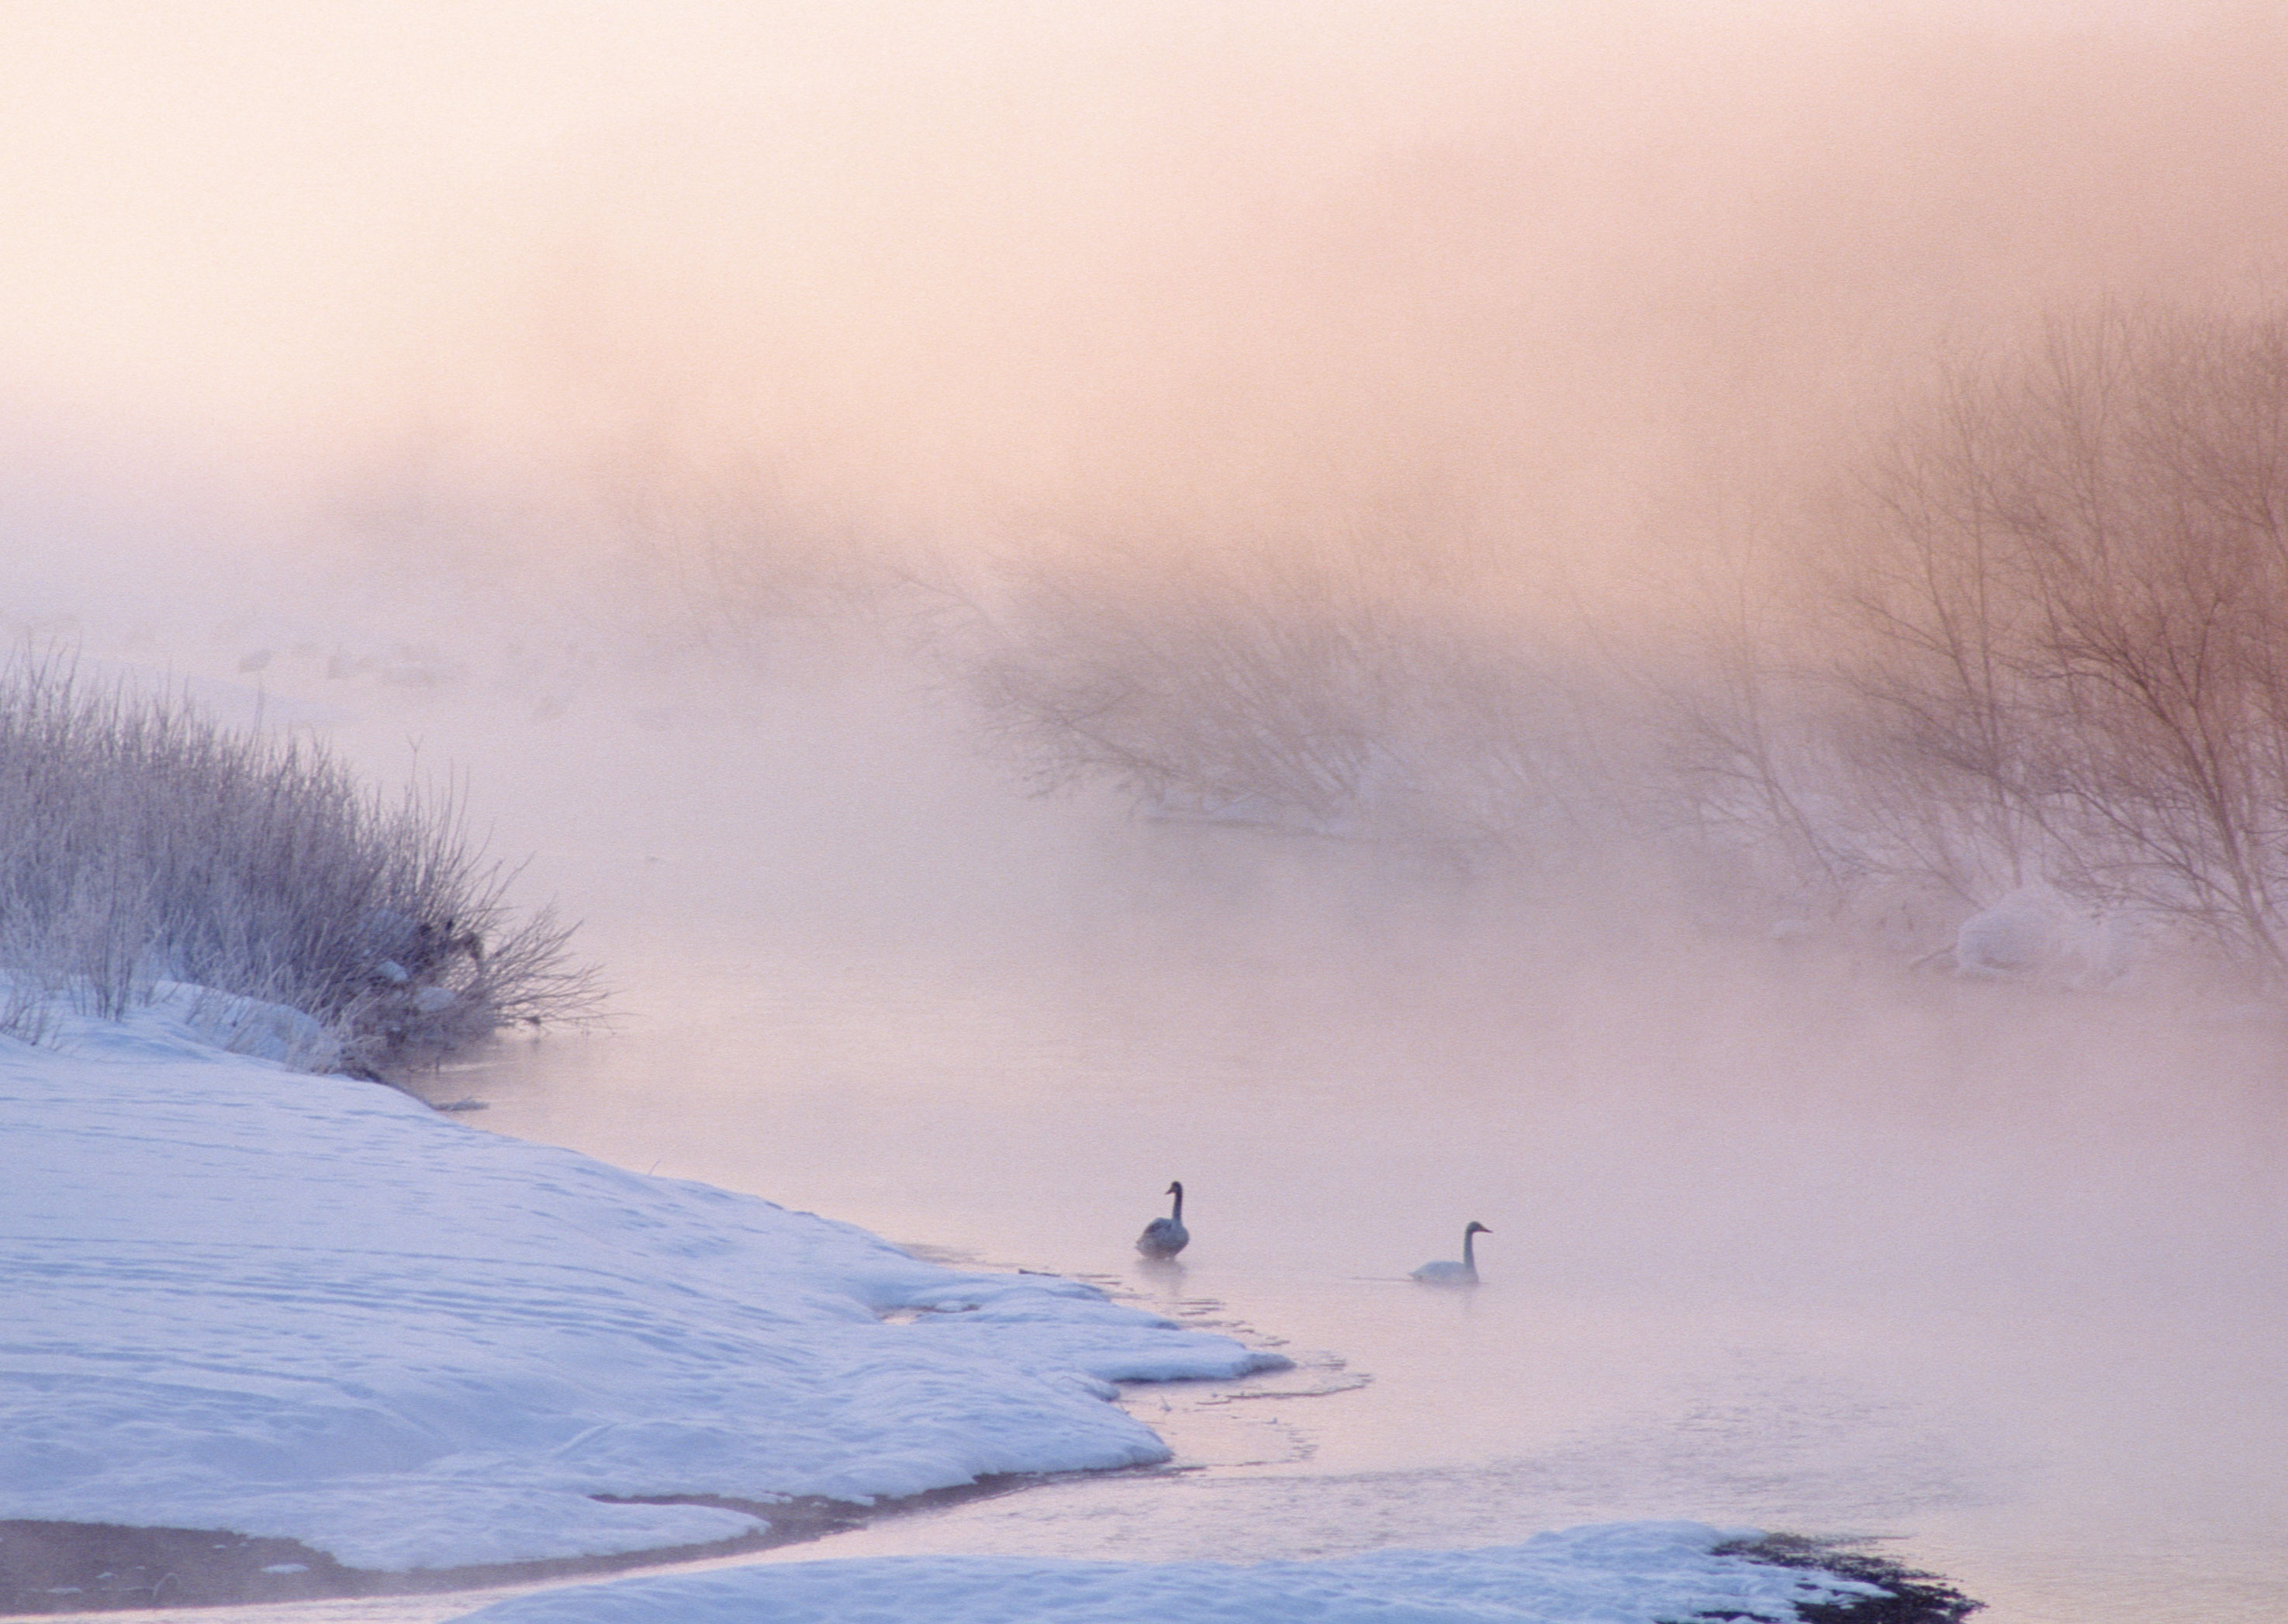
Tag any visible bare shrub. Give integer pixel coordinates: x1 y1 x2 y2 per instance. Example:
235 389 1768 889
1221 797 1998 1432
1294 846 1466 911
961 528 1618 855
969 538 1398 828
0 655 601 1069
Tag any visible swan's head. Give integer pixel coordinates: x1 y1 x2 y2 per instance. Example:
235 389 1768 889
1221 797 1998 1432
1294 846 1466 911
1465 1221 1491 1235
1166 1181 1184 1197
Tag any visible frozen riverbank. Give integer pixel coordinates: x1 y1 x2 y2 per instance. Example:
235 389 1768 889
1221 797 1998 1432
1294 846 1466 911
0 991 1284 1593
439 1523 1975 1624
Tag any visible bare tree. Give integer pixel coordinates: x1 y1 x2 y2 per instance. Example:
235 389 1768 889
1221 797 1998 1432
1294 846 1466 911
1818 305 2288 973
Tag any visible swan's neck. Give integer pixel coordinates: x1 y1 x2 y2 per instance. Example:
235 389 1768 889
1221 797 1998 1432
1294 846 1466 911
1461 1228 1477 1269
1170 1187 1184 1222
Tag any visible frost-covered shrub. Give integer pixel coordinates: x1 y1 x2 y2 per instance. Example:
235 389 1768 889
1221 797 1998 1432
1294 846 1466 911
0 656 598 1072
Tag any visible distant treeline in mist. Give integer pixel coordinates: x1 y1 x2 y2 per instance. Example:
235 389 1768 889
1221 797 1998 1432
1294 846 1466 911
0 659 597 1072
655 304 2288 989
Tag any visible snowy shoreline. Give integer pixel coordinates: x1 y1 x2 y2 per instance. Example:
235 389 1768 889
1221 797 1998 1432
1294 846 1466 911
0 990 1286 1598
437 1523 1979 1624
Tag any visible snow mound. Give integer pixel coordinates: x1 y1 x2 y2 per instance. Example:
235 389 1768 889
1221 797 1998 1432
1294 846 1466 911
1948 884 2140 986
163 982 347 1069
448 1522 1886 1624
0 996 1284 1571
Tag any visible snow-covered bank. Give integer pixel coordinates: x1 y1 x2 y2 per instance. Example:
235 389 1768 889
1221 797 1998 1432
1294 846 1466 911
444 1524 1901 1624
0 993 1285 1572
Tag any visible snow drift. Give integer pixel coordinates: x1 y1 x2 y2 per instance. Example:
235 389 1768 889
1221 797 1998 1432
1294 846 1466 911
0 991 1284 1571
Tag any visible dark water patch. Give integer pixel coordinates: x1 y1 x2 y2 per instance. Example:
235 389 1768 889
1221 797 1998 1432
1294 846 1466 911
1708 1534 1982 1623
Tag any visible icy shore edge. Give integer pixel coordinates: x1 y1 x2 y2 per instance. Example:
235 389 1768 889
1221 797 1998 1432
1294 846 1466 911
442 1522 1976 1624
0 990 1286 1573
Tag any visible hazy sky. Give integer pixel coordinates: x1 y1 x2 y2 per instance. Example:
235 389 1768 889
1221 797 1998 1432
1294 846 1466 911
2 1 2276 610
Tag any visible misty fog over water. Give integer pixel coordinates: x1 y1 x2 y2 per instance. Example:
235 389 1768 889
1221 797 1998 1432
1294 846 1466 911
144 668 2279 1624
9 2 2288 1620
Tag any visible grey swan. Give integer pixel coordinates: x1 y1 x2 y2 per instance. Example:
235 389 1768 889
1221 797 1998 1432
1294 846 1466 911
1136 1181 1190 1259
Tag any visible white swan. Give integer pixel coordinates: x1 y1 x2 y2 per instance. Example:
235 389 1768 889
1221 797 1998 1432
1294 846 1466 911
1136 1180 1190 1259
1412 1221 1488 1284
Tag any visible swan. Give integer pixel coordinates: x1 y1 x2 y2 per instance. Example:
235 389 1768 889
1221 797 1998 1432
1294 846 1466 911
1136 1181 1190 1259
1412 1221 1489 1284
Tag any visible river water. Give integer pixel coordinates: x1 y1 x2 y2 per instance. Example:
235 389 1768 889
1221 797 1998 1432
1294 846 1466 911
178 689 2288 1624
